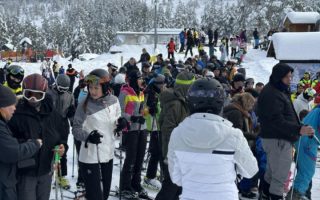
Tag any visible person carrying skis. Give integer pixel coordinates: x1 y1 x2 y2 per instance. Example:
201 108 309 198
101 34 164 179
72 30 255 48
8 73 67 200
72 69 122 200
0 84 42 200
168 78 258 200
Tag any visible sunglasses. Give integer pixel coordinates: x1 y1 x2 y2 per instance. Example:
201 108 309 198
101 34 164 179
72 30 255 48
9 67 24 76
84 75 109 85
23 89 46 102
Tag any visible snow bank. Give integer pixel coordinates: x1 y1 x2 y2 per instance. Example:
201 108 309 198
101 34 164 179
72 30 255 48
272 32 320 61
285 11 320 24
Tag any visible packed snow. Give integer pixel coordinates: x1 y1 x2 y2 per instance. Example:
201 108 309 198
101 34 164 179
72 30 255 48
285 11 320 24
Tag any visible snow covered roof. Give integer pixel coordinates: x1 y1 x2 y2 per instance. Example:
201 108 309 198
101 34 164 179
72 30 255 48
19 37 32 45
2 43 14 50
285 12 320 24
268 32 320 61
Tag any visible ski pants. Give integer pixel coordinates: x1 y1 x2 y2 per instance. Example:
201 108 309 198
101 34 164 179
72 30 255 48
254 39 259 48
209 44 215 57
179 42 185 52
262 138 292 196
0 183 17 200
60 120 70 177
75 138 84 183
17 173 52 200
231 48 237 58
185 45 193 57
155 163 181 200
168 52 174 60
293 136 318 195
120 130 148 191
146 131 162 179
80 160 113 200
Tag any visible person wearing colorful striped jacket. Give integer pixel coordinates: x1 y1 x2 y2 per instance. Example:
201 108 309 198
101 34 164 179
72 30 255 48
118 70 149 199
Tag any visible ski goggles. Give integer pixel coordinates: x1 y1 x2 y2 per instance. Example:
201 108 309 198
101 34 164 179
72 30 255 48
9 67 24 76
84 74 109 85
188 89 226 99
23 89 46 102
57 85 69 92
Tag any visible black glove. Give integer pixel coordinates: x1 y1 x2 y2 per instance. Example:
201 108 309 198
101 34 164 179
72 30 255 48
87 130 103 145
138 116 146 124
130 115 139 123
115 117 129 136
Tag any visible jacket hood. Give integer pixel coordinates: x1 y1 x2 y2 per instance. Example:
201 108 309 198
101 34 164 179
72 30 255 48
120 84 139 96
269 63 293 85
178 113 233 149
160 88 185 104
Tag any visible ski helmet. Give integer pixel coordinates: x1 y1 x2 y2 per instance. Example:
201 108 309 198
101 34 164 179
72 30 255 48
84 68 110 95
23 73 48 92
187 78 226 115
56 74 70 92
22 74 48 102
303 88 316 100
6 65 25 89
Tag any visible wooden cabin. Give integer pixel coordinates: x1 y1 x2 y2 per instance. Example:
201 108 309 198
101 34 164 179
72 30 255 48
283 12 320 32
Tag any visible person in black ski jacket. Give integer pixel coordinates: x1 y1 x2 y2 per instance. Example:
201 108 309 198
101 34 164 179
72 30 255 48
0 84 42 200
138 48 151 64
257 63 314 200
66 64 78 92
8 74 67 200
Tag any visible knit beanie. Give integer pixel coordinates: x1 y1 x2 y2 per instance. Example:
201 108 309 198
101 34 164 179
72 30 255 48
175 71 196 86
0 84 16 108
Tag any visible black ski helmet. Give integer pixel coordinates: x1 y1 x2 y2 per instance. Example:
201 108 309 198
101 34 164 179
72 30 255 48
85 68 110 95
6 65 25 89
187 78 226 115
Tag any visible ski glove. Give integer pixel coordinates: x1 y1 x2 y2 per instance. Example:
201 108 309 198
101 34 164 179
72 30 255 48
130 115 140 123
114 117 129 136
86 130 103 146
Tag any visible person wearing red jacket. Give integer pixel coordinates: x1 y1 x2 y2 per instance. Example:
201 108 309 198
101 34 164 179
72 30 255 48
167 38 176 60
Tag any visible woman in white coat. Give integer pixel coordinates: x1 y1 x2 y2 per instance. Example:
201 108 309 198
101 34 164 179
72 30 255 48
72 69 121 200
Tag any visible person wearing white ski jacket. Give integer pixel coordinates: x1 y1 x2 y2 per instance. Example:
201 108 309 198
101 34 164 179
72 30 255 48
72 69 121 200
168 78 258 200
293 88 316 118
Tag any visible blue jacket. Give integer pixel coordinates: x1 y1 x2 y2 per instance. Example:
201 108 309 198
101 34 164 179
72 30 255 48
179 31 185 43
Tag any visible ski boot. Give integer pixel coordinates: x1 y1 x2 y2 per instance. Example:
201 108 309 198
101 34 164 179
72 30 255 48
58 176 71 190
120 188 139 200
143 177 161 191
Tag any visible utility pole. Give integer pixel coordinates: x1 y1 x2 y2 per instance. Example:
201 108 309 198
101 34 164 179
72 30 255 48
154 0 158 53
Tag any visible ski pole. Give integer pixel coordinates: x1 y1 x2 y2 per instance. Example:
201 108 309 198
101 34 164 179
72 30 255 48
290 136 302 200
54 145 64 200
72 140 75 178
96 144 104 197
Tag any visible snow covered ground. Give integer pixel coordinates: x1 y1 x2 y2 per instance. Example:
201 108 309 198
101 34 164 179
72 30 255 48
2 45 320 199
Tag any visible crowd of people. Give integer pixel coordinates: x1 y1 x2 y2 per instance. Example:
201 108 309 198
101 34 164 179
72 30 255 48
0 32 318 200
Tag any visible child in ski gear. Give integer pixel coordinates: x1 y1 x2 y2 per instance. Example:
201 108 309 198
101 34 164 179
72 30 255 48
299 72 312 90
0 84 42 200
293 88 316 119
47 74 76 189
168 78 258 200
118 70 149 199
257 63 314 200
3 65 24 95
8 73 67 200
72 69 121 200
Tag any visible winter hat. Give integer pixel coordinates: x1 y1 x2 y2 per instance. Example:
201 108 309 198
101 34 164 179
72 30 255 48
68 64 72 69
233 73 245 82
205 71 215 78
107 63 118 70
175 71 195 87
114 73 126 84
152 74 165 84
56 74 71 88
303 88 316 99
0 84 16 108
269 63 294 85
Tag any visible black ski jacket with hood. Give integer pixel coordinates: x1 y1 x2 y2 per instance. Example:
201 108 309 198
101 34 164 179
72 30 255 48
257 63 301 142
8 96 67 176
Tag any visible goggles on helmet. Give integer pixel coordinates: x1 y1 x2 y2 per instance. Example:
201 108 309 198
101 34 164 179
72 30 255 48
84 74 109 85
57 85 69 92
23 89 46 102
9 67 24 76
188 89 226 99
